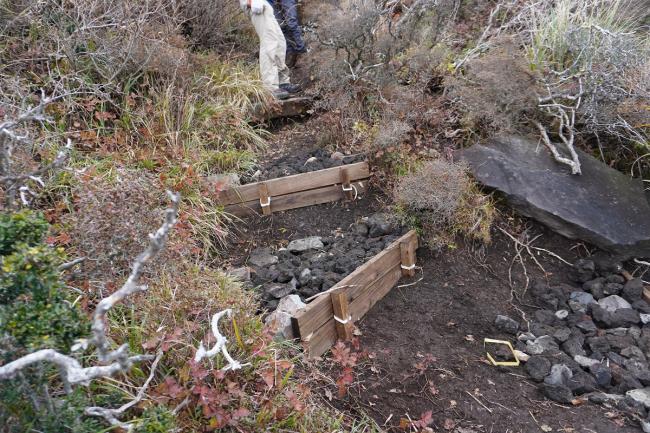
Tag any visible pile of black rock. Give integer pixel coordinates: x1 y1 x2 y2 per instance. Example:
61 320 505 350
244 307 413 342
241 149 365 184
494 256 650 429
246 213 404 310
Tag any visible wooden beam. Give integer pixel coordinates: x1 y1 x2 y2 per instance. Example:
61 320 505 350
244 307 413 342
331 290 353 341
224 182 367 217
340 167 353 201
258 182 271 215
217 162 370 205
400 238 417 277
292 231 417 341
304 264 403 358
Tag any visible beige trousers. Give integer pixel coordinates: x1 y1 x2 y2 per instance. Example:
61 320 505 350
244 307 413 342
250 2 291 91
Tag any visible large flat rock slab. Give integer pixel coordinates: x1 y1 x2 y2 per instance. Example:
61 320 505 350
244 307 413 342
459 135 650 258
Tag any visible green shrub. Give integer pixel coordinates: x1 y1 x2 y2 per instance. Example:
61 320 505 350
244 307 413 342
0 210 49 255
135 406 177 433
0 244 64 304
1 298 89 352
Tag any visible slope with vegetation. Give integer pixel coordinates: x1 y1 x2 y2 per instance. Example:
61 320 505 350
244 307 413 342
0 0 649 432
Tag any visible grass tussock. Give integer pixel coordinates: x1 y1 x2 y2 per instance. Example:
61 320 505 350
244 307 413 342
394 159 495 249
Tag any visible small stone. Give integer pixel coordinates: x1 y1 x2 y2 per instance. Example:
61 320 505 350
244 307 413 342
618 395 648 417
562 337 587 358
626 388 650 409
351 223 369 236
623 279 645 303
249 247 279 267
603 282 623 296
495 315 520 334
553 327 572 343
543 383 574 404
587 392 624 404
575 318 598 334
587 336 611 354
634 301 650 314
287 237 324 253
298 268 312 286
607 274 626 284
571 259 596 283
611 309 641 327
622 346 646 361
590 364 613 388
568 371 597 395
514 350 530 362
544 364 573 386
264 295 306 340
527 336 559 355
583 278 605 295
366 213 395 237
574 355 601 369
592 252 623 275
526 356 552 381
227 266 251 281
518 332 537 342
264 283 294 299
535 310 557 325
642 315 650 325
599 295 633 313
614 373 643 394
555 310 569 320
608 351 627 366
330 151 345 160
570 291 595 307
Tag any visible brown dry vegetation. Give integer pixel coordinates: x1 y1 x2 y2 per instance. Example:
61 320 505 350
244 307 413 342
1 0 649 432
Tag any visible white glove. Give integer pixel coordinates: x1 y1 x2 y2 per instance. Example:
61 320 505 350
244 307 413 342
250 0 265 14
239 0 247 11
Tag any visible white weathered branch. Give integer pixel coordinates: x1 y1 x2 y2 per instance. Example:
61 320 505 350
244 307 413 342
78 191 181 366
194 309 248 371
85 351 164 432
0 192 180 426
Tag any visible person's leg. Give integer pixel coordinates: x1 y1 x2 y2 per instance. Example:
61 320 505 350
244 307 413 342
263 4 292 86
250 10 280 90
279 0 306 53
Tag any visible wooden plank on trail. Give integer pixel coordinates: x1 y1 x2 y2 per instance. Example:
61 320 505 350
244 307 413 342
305 264 403 358
292 230 417 341
217 161 370 205
224 181 368 217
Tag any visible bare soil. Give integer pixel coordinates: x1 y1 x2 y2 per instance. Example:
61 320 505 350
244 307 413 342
344 228 641 433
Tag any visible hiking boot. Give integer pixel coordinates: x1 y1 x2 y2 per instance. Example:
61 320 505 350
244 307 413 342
286 52 298 68
279 83 301 94
273 89 290 100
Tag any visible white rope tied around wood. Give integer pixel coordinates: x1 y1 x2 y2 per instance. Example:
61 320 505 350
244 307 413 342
334 315 352 324
260 196 271 207
342 183 359 200
400 263 416 270
194 309 249 371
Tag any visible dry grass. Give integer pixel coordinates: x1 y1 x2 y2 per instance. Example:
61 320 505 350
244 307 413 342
394 159 495 249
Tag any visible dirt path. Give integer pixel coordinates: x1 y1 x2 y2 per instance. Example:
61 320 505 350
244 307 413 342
347 229 639 433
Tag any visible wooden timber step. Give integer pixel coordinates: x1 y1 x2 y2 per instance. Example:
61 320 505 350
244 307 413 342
216 162 371 217
253 96 313 121
292 230 419 358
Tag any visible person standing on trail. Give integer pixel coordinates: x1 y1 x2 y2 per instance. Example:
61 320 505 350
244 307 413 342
239 0 301 99
268 0 307 67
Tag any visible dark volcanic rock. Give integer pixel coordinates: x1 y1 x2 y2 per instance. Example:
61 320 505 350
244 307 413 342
570 259 596 283
459 135 650 258
543 383 574 404
527 356 552 381
494 315 520 334
623 279 645 303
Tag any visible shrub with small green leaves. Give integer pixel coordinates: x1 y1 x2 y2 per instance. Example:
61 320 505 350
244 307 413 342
0 244 64 304
135 406 177 433
0 210 49 255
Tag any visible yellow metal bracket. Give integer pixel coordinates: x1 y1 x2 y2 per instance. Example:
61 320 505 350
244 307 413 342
484 338 520 367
